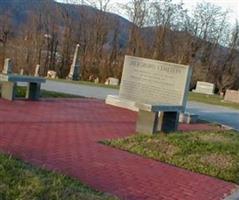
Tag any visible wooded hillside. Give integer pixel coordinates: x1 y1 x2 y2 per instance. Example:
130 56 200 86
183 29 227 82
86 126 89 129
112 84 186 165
0 0 238 92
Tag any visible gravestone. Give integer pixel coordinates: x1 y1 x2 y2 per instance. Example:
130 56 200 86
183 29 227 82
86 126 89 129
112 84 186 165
34 64 40 77
192 81 215 95
2 58 13 74
106 56 192 133
68 44 80 81
47 70 57 79
224 90 239 103
105 77 119 86
94 77 99 84
20 68 24 75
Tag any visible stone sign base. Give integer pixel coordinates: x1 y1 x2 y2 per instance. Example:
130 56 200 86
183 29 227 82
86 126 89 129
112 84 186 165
105 95 139 112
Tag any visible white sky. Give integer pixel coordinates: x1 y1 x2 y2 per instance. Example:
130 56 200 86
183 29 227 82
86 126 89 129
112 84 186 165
175 0 239 20
56 0 239 21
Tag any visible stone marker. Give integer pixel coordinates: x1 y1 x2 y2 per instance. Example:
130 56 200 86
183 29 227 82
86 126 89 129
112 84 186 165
105 77 119 86
34 64 40 77
94 77 99 84
47 70 57 79
20 68 24 75
224 89 239 104
68 44 80 81
106 55 192 134
2 58 13 74
192 81 215 95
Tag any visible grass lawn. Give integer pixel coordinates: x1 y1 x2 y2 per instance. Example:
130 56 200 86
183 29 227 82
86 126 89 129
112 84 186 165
188 92 239 110
48 78 239 110
15 86 80 98
0 153 117 200
48 78 119 89
103 130 239 184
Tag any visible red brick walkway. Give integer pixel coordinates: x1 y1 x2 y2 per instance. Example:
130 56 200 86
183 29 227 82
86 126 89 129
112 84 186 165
0 99 236 200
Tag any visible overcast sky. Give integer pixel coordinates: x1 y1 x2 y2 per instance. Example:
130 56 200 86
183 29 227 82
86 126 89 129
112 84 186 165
56 0 239 21
174 0 239 20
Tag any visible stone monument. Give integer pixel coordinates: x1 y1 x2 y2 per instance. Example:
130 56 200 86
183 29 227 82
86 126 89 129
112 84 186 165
106 56 192 133
20 68 24 75
192 81 215 95
34 64 40 77
47 70 57 79
2 58 13 74
68 44 80 81
105 77 119 86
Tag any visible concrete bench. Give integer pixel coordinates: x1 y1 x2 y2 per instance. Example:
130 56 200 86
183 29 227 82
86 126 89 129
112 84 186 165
135 103 184 134
0 74 46 101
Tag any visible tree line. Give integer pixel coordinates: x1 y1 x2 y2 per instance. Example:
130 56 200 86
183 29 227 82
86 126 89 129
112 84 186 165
0 0 238 93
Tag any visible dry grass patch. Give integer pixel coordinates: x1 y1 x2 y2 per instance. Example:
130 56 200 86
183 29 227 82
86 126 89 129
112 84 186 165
198 134 233 143
145 139 179 157
200 154 234 170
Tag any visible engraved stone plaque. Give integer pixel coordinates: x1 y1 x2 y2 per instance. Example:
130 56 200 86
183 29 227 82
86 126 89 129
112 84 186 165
119 56 191 106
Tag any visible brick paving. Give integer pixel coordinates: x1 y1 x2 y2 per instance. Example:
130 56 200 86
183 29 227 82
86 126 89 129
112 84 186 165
0 98 237 200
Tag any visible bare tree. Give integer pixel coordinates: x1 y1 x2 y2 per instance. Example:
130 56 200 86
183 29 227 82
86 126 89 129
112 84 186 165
150 0 185 60
216 21 239 93
0 11 12 67
123 0 148 56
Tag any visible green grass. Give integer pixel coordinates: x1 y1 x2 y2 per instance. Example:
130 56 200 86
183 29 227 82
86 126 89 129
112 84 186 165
15 86 80 98
48 78 119 89
103 130 239 184
0 153 117 200
188 92 239 110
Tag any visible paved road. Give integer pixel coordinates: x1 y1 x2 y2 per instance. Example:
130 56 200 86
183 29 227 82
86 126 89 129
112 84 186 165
42 80 118 99
186 102 239 131
42 80 239 130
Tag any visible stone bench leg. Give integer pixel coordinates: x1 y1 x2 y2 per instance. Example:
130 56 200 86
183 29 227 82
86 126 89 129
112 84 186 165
161 112 179 133
1 82 16 101
136 110 159 134
136 110 179 134
26 82 41 100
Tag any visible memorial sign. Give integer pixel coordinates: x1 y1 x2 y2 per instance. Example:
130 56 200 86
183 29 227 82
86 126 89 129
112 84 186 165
119 56 191 106
106 56 192 134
